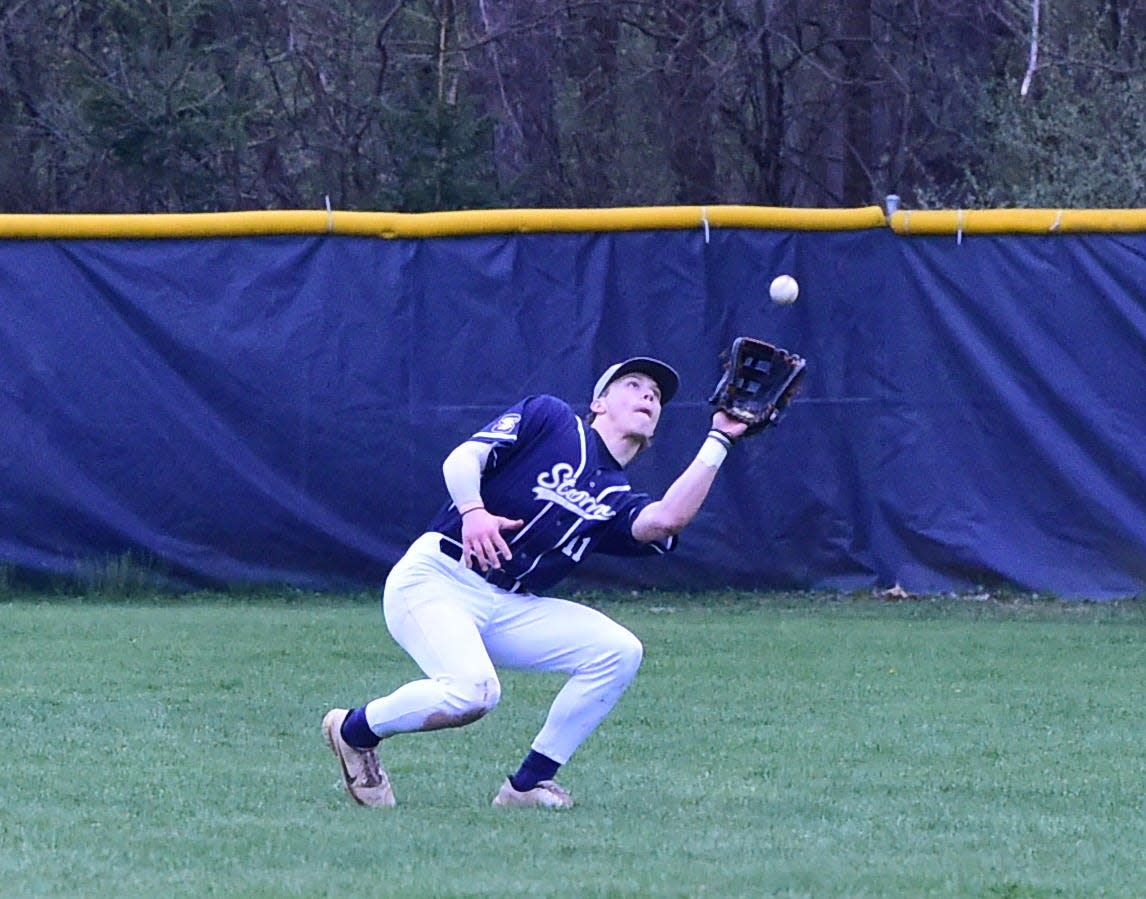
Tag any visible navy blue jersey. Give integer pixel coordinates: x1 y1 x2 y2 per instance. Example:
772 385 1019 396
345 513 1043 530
427 394 675 594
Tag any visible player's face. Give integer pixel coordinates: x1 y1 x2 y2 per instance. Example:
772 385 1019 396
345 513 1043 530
599 373 662 439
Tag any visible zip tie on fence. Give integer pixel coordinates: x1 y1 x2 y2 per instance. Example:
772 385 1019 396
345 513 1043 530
1049 209 1063 232
325 194 334 233
700 206 710 244
956 209 964 246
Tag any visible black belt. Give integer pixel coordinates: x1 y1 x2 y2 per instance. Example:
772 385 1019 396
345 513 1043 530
438 538 522 593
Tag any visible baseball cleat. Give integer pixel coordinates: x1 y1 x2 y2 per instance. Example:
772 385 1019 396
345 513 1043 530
491 777 573 809
322 708 395 808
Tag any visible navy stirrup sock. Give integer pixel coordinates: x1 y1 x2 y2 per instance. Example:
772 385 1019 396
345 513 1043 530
340 707 381 749
509 750 560 792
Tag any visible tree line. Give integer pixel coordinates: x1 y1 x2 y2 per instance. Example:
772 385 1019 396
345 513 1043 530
1 0 1143 213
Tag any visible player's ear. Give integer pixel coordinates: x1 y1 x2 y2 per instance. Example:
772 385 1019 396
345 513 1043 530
589 395 607 416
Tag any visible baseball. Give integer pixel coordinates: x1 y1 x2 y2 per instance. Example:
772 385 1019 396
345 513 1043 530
770 274 799 305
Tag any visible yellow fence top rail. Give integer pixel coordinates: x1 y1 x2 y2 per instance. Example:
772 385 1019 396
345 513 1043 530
3 205 1144 239
891 208 1146 235
0 205 887 239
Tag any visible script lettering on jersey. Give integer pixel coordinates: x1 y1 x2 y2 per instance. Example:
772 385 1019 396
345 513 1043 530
532 463 618 521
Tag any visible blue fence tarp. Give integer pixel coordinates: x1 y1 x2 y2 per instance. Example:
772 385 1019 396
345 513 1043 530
1 229 1143 597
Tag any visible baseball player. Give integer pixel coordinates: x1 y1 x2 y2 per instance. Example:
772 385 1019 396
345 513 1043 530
323 356 750 808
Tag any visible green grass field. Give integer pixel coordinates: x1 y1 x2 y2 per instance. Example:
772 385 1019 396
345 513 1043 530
2 590 1144 898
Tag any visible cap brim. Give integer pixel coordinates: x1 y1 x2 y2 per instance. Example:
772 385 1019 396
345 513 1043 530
594 357 680 405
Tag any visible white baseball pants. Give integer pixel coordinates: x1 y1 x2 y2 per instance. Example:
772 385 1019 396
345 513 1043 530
364 532 644 764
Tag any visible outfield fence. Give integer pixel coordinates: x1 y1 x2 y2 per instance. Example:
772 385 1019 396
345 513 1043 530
2 206 1143 597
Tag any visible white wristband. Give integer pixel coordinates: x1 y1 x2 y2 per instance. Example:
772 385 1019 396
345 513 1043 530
696 434 729 469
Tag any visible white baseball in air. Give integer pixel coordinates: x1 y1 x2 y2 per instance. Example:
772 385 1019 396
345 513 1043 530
770 274 799 305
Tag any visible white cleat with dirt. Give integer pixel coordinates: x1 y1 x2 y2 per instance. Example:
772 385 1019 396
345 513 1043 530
492 777 573 809
322 708 396 808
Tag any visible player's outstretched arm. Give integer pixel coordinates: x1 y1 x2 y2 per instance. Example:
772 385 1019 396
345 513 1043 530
630 411 747 543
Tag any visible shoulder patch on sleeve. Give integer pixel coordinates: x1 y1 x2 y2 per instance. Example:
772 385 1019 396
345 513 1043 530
491 413 521 434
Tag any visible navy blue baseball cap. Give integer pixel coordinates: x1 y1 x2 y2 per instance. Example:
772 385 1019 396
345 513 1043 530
593 357 680 405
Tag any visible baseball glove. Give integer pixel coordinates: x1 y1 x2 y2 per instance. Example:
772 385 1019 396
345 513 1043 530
708 337 807 434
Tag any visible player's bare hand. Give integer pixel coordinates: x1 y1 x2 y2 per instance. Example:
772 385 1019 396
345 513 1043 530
712 409 749 441
461 508 524 571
